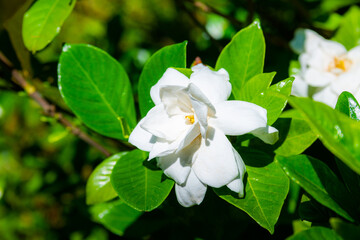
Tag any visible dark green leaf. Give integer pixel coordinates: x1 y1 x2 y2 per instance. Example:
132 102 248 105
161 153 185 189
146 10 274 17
58 44 136 140
215 149 289 234
22 0 76 52
138 42 187 116
90 200 142 236
330 218 360 240
86 152 127 205
286 227 342 240
276 155 354 221
216 21 265 99
111 150 174 211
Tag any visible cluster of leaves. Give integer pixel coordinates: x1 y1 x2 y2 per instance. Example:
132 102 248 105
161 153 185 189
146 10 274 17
2 0 360 239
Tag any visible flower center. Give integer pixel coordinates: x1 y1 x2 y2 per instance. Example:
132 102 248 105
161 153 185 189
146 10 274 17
185 115 195 124
328 57 352 73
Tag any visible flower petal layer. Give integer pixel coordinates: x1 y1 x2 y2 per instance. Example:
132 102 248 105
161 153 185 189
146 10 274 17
175 170 207 207
128 118 156 151
251 126 279 145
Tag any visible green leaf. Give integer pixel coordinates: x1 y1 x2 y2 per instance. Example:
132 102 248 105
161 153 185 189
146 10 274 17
275 118 318 156
214 149 289 234
252 77 294 125
22 0 76 52
216 21 265 99
333 6 360 50
286 227 343 240
111 150 174 212
90 200 142 236
335 91 360 120
138 42 187 116
330 218 360 240
86 152 127 205
276 155 354 222
237 72 275 102
289 97 360 175
58 44 136 140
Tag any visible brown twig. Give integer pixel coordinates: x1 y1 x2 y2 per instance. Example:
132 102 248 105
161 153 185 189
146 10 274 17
0 52 112 157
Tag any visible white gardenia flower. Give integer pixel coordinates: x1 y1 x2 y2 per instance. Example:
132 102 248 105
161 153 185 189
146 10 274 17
291 29 360 108
129 64 279 207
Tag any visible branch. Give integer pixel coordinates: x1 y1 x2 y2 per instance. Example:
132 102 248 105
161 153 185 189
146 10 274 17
0 52 112 157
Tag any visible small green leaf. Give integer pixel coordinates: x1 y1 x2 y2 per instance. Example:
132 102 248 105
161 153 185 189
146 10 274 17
86 152 127 205
216 21 265 99
252 77 294 125
138 42 187 116
111 150 174 212
90 200 142 236
289 97 360 175
237 72 275 102
22 0 76 52
275 118 318 156
215 149 289 234
333 6 360 50
58 44 136 140
286 227 343 240
335 91 360 120
276 155 354 222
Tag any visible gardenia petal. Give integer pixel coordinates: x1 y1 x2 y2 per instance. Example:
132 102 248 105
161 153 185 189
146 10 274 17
226 147 246 196
190 64 231 104
208 100 268 136
251 126 279 145
304 68 334 87
175 170 207 207
192 127 238 188
128 118 156 151
150 68 189 105
291 74 308 97
159 86 193 116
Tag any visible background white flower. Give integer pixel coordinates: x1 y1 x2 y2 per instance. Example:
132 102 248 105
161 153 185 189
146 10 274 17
129 64 279 207
290 29 360 107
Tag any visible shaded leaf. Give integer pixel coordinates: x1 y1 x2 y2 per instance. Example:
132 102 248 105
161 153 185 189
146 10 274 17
286 227 342 240
22 0 76 52
216 21 265 99
58 44 136 140
111 150 174 212
330 218 360 240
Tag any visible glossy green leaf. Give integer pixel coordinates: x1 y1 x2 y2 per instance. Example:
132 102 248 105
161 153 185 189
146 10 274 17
215 149 289 234
58 44 136 140
237 72 275 102
252 77 294 125
333 6 360 50
138 42 187 116
335 91 360 120
289 97 360 175
22 0 76 52
286 227 342 240
86 152 127 205
330 218 360 240
276 155 354 221
90 200 142 236
216 21 265 99
275 118 318 156
111 150 174 211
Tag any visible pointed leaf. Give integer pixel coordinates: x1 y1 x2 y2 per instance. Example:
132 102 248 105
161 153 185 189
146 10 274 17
216 21 265 99
276 155 354 222
86 152 127 205
138 42 187 116
22 0 76 52
111 150 174 211
214 149 289 234
237 72 275 102
289 97 360 174
286 227 343 240
335 91 360 120
90 200 142 236
58 44 136 140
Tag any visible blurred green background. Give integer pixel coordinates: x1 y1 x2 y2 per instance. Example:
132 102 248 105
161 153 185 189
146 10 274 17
0 0 358 239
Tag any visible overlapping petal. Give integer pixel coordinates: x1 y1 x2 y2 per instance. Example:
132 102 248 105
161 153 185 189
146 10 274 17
175 170 207 207
128 118 156 152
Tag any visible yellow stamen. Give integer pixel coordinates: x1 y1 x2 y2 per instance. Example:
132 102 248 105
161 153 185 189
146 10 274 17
328 57 352 73
185 115 195 124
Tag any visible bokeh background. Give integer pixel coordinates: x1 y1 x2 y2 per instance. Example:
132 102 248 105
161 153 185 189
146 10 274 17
0 0 358 239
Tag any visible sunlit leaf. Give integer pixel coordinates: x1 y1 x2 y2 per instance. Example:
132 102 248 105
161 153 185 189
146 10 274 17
237 72 275 102
215 148 289 234
90 200 142 236
276 155 354 222
58 44 136 140
138 42 187 116
22 0 76 52
335 91 360 120
216 21 265 99
111 150 174 212
286 227 342 240
86 152 127 205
